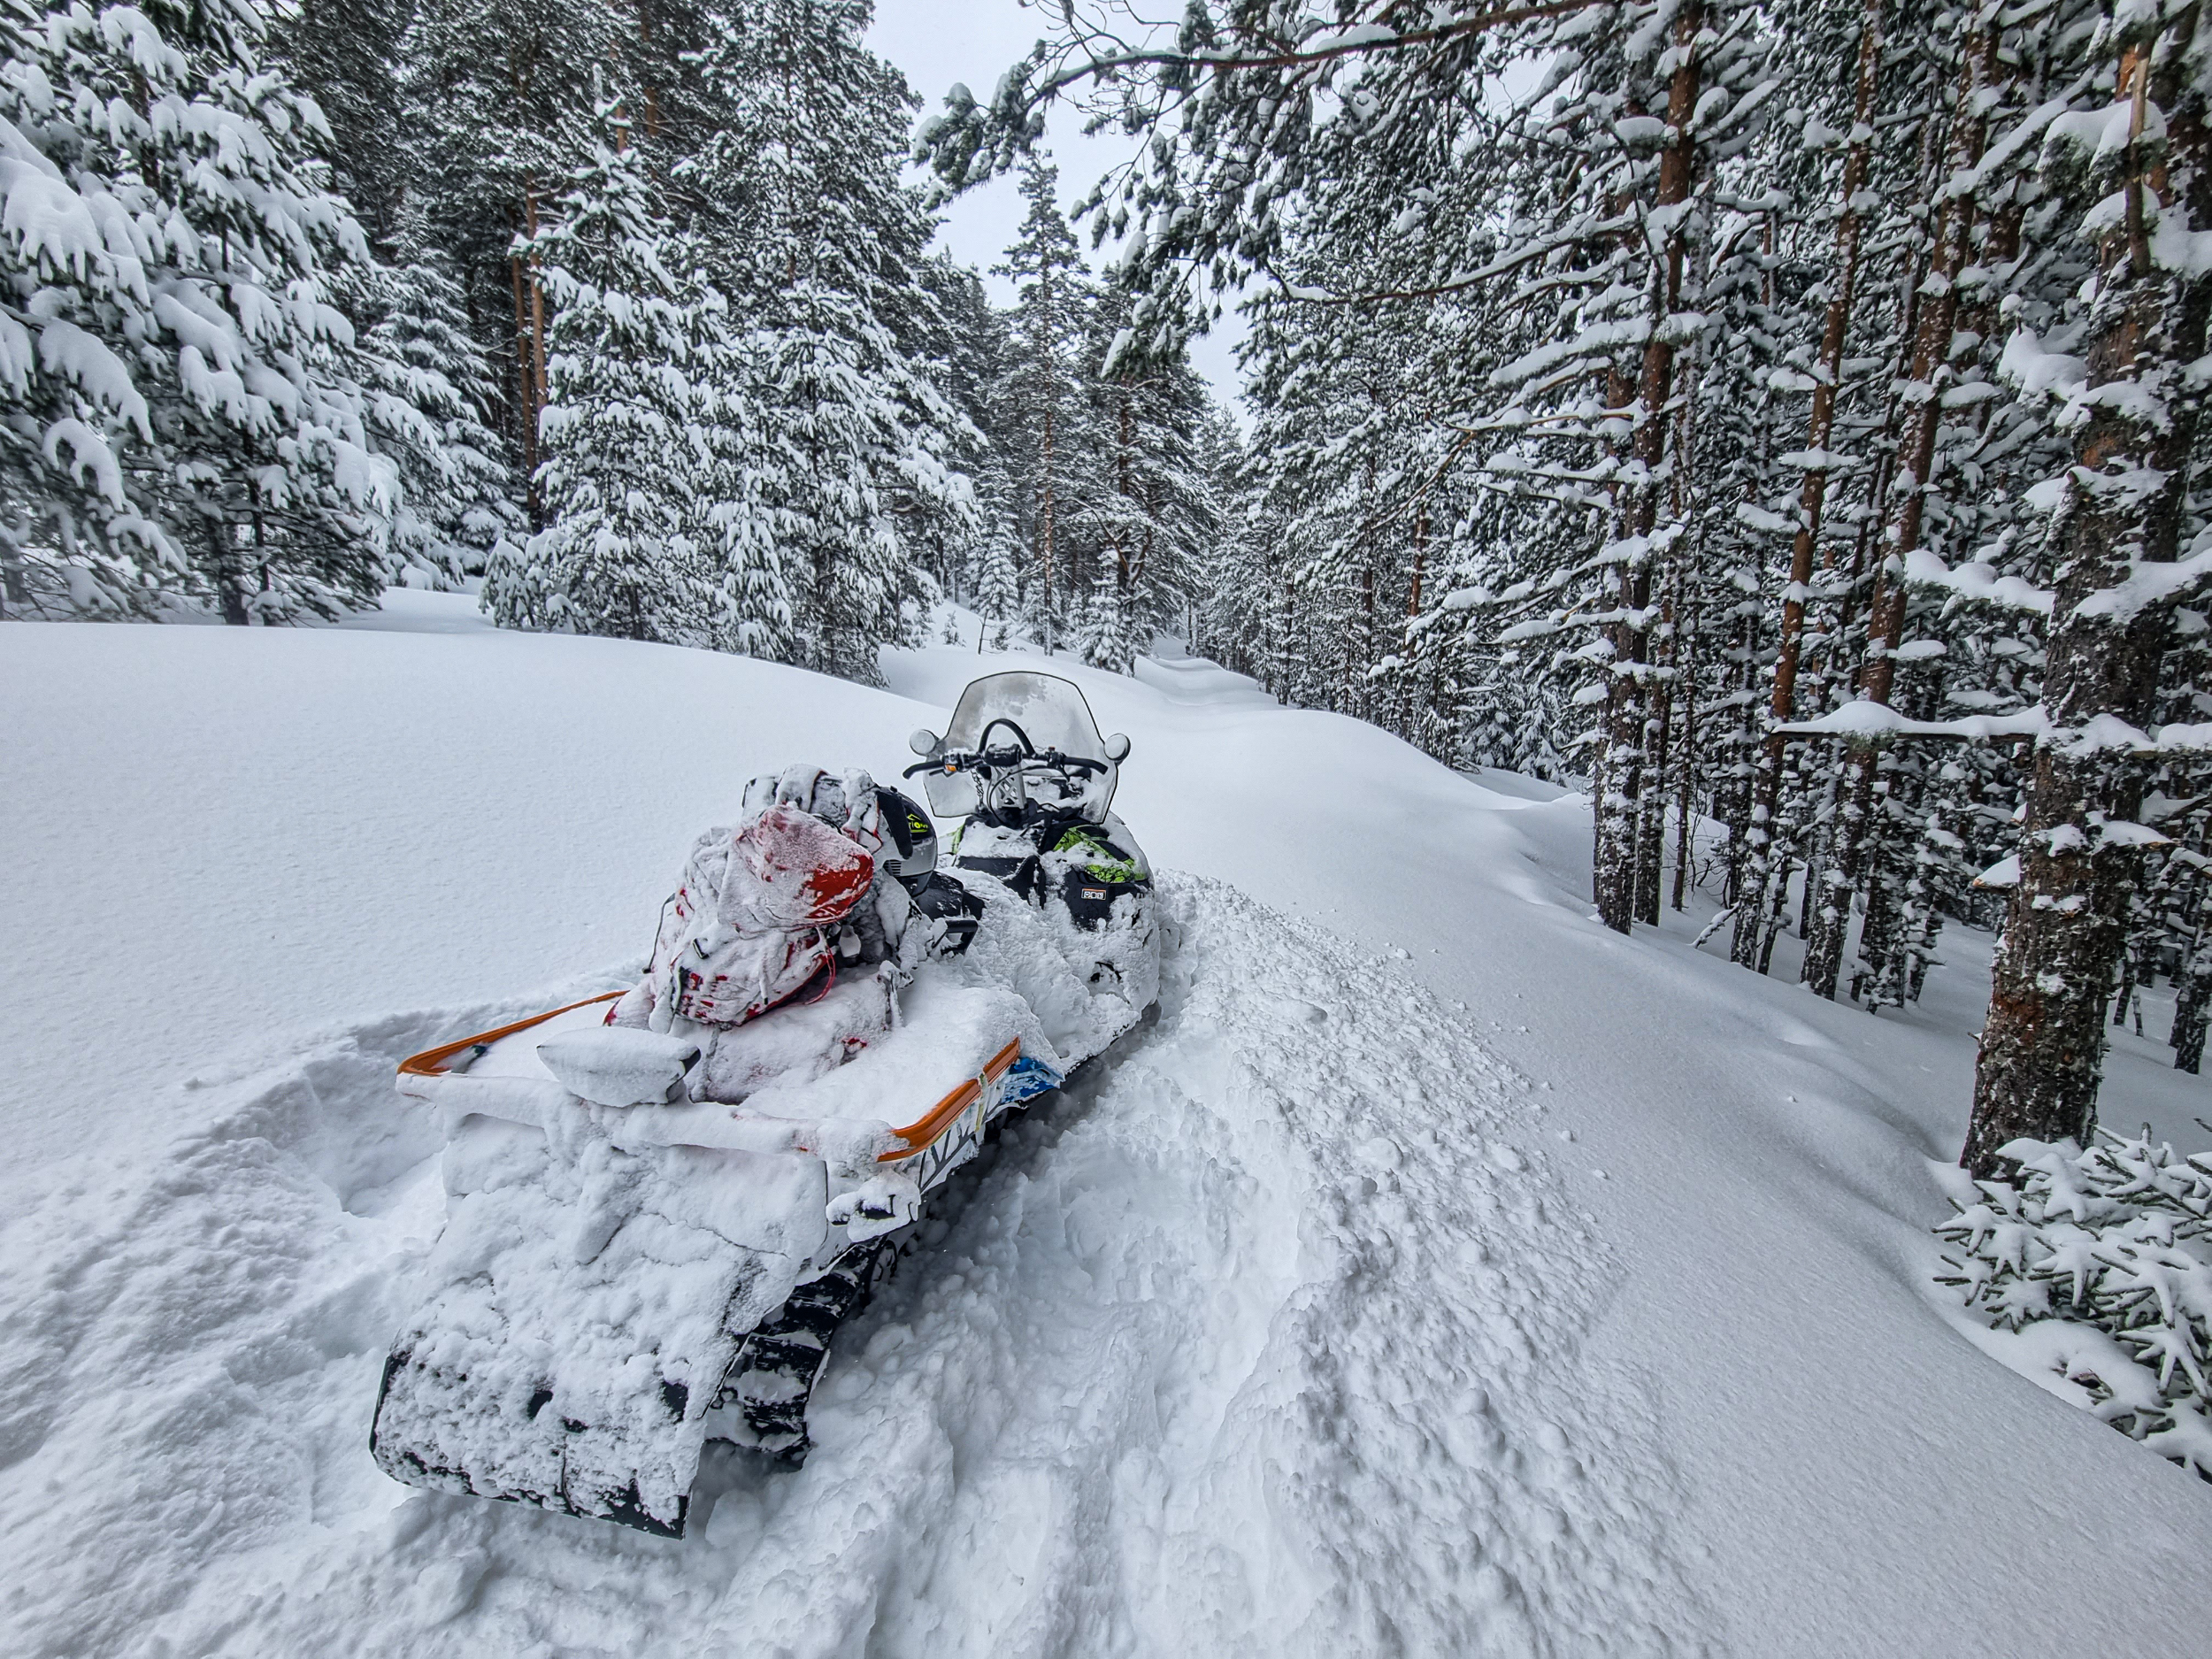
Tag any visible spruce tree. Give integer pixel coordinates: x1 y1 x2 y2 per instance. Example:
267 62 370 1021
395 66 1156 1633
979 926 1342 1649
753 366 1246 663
484 110 715 642
683 0 973 680
993 154 1091 655
1 0 404 621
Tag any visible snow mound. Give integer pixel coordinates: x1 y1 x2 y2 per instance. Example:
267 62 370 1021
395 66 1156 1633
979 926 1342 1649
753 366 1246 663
0 877 1700 1657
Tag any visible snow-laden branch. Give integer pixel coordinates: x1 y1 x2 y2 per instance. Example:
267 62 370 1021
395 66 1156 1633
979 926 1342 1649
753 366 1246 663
1901 548 2055 615
2073 545 2212 624
1783 697 2212 761
1491 316 1651 389
1019 0 1609 97
1779 700 2049 742
1267 210 1640 308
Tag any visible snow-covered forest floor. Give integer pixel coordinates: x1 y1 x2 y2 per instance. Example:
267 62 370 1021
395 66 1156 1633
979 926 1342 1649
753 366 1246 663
4 594 2208 1656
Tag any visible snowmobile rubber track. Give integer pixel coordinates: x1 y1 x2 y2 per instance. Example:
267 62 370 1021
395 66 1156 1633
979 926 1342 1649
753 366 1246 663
714 1229 909 1465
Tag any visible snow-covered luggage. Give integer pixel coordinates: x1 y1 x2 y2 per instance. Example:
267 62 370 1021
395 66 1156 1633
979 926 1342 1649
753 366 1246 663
611 803 876 1034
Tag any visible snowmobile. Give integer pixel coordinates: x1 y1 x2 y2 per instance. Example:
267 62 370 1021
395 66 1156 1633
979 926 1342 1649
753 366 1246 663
370 672 1156 1538
908 669 1159 1025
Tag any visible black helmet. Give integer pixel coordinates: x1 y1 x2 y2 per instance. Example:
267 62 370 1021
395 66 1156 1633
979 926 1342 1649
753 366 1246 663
872 787 938 885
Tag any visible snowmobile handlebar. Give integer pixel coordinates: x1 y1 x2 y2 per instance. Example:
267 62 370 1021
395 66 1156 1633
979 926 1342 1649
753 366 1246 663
907 717 1106 779
902 745 1109 780
902 716 1108 780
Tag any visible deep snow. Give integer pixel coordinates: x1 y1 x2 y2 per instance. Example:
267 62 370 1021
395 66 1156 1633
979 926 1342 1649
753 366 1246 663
3 589 2208 1655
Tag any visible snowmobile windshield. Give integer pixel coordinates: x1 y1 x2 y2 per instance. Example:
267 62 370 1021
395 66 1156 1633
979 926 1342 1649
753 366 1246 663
926 672 1118 823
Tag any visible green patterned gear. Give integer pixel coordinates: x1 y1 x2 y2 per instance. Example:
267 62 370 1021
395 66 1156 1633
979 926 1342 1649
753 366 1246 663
1052 826 1145 884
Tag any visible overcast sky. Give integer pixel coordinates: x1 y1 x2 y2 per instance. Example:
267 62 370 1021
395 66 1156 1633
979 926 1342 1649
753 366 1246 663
863 0 1249 410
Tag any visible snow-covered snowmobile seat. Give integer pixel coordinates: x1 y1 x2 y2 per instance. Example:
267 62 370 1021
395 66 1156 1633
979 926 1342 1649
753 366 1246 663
958 820 1148 935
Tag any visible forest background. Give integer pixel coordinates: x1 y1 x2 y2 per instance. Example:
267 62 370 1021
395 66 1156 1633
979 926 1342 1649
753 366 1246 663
8 0 2212 1311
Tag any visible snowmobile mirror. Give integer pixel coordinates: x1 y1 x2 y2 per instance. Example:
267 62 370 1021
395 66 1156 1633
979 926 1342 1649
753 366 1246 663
910 728 942 758
1104 733 1132 763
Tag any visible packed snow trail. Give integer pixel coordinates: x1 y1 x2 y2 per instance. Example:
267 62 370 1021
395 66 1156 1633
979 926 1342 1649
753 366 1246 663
0 876 1700 1658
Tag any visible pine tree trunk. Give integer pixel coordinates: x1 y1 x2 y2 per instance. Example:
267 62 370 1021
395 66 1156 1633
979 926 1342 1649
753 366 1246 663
1637 614 1671 926
1962 49 2202 1177
525 182 549 420
1872 782 1951 1008
2172 899 2211 1074
1361 560 1377 723
1672 589 1698 911
1808 27 1996 998
210 518 248 626
1852 755 1904 1001
2112 908 2147 1026
1737 0 1880 968
1594 549 1648 933
510 190 541 529
1595 11 1701 934
1801 748 1873 995
1 538 27 616
1041 398 1056 654
1721 600 1761 912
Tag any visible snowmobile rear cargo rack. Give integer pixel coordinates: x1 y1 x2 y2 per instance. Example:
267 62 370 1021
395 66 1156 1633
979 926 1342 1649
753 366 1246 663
377 1006 1056 1537
396 991 624 1079
397 1010 1026 1164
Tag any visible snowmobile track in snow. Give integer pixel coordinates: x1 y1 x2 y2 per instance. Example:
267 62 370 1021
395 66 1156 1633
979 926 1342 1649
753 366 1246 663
703 1001 1164 1474
0 875 1708 1658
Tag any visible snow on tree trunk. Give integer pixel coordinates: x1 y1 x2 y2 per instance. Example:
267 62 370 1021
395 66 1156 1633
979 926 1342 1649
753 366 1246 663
1963 44 2206 1177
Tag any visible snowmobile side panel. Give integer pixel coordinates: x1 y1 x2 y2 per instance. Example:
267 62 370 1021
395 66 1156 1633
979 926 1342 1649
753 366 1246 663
877 1038 1021 1161
1002 1054 1062 1106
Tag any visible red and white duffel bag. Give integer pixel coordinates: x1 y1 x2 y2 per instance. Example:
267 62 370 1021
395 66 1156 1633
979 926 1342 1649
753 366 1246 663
612 802 877 1035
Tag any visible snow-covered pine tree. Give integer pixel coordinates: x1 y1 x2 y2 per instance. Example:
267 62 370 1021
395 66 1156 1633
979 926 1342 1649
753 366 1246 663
918 254 1008 602
3 0 402 622
393 0 619 522
682 0 972 680
1073 288 1217 671
350 252 526 588
1939 1129 2212 1474
967 460 1025 646
484 109 715 642
0 0 164 617
266 0 411 252
1960 9 2212 1172
268 0 528 589
991 154 1092 657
